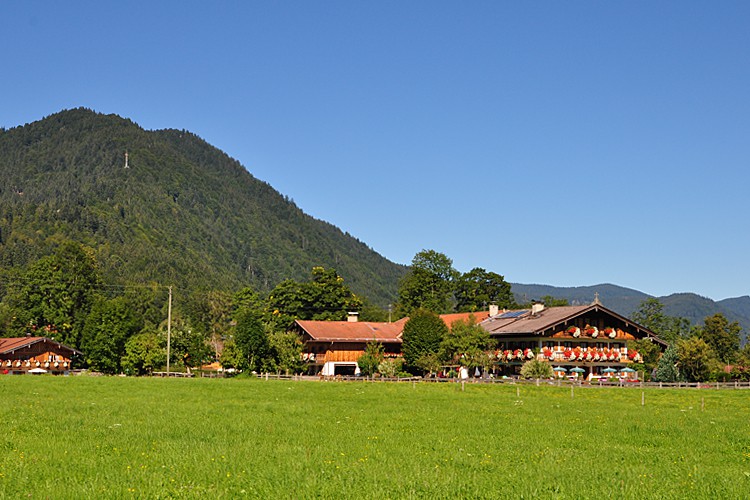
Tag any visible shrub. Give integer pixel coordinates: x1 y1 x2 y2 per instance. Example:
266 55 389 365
358 341 385 376
378 358 403 378
520 359 553 379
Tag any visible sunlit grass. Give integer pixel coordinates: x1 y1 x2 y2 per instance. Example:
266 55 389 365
1 376 749 498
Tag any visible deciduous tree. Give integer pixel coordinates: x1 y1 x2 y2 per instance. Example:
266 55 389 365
80 297 142 373
266 267 363 327
631 298 691 344
269 330 303 374
677 337 718 382
627 338 662 375
697 313 741 365
121 332 166 376
439 316 493 368
14 242 101 346
398 250 458 315
234 309 272 372
402 309 448 371
454 268 513 312
357 340 385 377
218 339 245 371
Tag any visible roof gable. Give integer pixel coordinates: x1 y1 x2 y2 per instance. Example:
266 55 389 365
480 304 665 344
295 318 407 343
0 337 82 356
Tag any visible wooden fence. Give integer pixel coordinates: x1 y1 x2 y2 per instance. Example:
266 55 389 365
253 372 750 390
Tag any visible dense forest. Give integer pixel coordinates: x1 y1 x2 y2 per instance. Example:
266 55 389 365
0 108 406 304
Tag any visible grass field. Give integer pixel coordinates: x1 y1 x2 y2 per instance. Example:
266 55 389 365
1 376 749 499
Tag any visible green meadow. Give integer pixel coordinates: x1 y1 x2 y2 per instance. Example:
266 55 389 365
1 377 749 499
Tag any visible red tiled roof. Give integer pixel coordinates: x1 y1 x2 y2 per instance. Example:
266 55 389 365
296 318 408 343
440 311 490 328
0 337 82 355
296 311 491 344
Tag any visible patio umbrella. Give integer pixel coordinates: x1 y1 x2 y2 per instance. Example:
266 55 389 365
570 367 586 373
620 367 636 373
552 367 567 372
602 367 617 373
28 367 47 374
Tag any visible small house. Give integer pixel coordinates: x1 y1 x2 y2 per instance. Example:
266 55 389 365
0 337 81 375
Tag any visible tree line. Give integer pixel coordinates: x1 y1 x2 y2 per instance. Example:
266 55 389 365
0 244 520 376
365 250 748 381
0 241 366 375
1 243 746 382
628 298 748 382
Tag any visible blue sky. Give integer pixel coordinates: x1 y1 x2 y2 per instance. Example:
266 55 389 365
2 1 749 300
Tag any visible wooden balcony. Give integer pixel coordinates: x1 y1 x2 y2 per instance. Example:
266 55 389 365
302 350 366 364
1 360 72 371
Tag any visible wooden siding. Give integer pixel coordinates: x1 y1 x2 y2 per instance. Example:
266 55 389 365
1 343 75 373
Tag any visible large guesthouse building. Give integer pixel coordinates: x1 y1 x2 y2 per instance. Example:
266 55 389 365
295 300 664 378
482 300 665 377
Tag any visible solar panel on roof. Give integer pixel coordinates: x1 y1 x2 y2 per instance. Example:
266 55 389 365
498 310 528 319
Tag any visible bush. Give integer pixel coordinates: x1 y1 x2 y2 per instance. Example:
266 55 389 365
378 358 403 378
358 341 385 377
520 359 553 379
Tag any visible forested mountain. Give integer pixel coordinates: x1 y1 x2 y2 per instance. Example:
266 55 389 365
0 108 406 305
512 283 750 341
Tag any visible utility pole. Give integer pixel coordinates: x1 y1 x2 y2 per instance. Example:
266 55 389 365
166 285 172 375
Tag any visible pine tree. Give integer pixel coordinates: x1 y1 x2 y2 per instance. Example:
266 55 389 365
653 344 680 382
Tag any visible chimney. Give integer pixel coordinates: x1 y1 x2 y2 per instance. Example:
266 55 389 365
531 303 545 315
489 304 499 317
347 312 359 323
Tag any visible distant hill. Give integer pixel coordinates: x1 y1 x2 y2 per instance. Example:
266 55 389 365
0 108 406 305
511 283 650 315
512 283 750 342
717 296 750 319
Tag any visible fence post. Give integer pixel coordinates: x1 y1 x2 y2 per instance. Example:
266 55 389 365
641 391 645 406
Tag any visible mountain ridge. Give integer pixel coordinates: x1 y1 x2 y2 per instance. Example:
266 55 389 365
0 108 406 305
